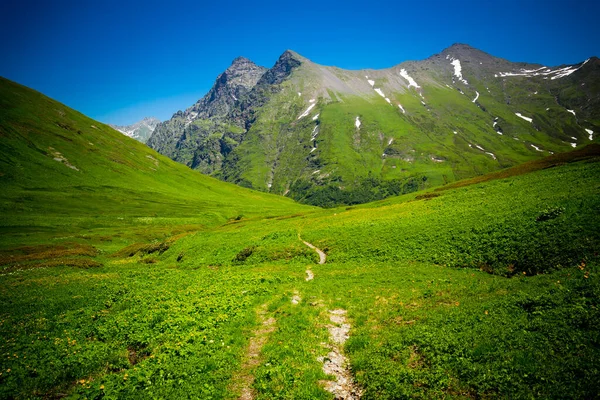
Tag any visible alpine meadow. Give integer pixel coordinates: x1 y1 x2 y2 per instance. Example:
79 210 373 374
0 37 599 400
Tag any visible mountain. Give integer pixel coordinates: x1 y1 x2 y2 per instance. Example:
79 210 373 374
147 57 268 173
147 44 599 206
109 116 161 143
0 76 313 237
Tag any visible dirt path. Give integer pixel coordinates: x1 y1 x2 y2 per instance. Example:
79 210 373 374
299 234 326 264
229 304 276 400
305 270 314 281
319 309 362 399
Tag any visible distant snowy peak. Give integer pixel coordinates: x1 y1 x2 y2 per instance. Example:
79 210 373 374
110 117 161 143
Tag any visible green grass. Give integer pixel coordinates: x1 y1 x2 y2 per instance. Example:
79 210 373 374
1 151 598 399
0 77 314 248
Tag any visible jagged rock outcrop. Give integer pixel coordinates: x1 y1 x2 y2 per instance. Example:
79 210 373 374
146 51 303 174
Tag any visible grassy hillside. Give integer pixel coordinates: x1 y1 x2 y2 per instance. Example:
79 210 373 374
0 77 314 249
1 105 598 400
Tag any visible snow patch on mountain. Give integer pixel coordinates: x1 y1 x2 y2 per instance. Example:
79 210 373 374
399 69 420 89
374 88 385 98
551 66 579 80
567 109 576 116
586 128 594 140
472 91 479 103
515 113 533 123
398 104 405 114
530 144 543 152
450 59 468 84
298 103 316 119
355 116 361 129
471 143 497 160
311 125 319 139
496 59 589 80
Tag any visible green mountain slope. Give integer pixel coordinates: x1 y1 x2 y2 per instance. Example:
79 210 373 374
148 44 599 206
0 77 314 245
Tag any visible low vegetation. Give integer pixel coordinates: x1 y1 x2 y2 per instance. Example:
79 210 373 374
1 146 598 398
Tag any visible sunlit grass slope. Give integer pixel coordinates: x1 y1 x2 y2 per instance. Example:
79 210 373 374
0 77 314 247
0 134 598 399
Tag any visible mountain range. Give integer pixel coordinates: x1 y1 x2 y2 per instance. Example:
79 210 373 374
110 117 160 143
0 47 599 400
147 44 599 206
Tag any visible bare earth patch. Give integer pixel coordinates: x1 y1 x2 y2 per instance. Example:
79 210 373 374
48 147 79 171
291 290 301 305
318 309 362 399
299 234 326 264
229 304 276 400
305 269 315 281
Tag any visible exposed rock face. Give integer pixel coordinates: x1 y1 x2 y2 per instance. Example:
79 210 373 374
258 50 302 86
193 56 267 119
146 52 302 175
145 57 268 173
147 44 600 206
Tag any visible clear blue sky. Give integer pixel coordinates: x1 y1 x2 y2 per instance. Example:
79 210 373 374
1 0 598 126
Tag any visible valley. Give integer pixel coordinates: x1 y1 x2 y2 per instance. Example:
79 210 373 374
0 51 599 399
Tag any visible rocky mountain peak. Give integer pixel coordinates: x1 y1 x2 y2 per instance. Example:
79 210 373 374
226 56 261 74
230 56 253 65
440 43 494 61
141 116 160 124
446 43 475 51
181 57 267 120
218 56 265 87
258 50 303 86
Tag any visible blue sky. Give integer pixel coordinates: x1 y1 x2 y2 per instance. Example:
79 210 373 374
1 0 598 126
